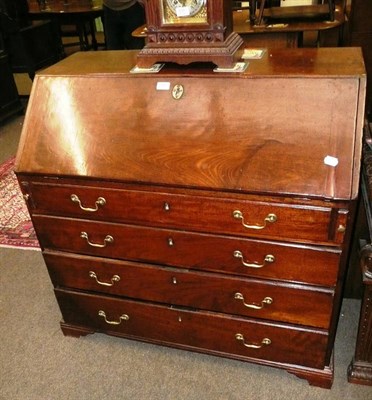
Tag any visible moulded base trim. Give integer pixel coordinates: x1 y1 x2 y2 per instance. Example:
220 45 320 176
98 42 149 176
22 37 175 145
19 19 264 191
60 321 334 389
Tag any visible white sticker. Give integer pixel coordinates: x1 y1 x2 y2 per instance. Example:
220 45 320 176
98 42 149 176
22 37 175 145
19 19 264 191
156 82 171 91
242 49 266 60
176 6 191 17
324 155 339 167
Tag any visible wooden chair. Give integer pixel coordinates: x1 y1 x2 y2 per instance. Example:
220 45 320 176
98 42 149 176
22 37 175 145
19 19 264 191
60 20 98 51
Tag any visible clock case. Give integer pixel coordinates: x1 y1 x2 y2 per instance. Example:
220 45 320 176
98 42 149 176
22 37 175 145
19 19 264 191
137 0 243 68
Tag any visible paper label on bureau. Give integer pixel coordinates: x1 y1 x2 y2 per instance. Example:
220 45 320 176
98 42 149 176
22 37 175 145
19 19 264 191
156 82 171 91
324 155 339 167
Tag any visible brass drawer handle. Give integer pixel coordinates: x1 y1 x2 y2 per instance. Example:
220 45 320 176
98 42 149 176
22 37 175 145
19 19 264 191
89 271 120 286
233 250 275 268
233 210 277 230
235 333 271 349
98 310 129 325
234 292 273 309
70 194 106 212
80 232 114 248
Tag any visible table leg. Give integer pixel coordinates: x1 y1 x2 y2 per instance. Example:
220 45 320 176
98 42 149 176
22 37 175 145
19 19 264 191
249 0 257 24
89 19 98 50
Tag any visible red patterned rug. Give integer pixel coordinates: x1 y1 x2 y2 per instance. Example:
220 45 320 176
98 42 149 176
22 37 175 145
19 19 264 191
0 157 40 250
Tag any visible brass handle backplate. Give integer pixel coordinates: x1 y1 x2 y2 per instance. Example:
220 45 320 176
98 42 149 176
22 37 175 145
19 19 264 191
235 333 271 349
71 194 106 212
80 232 114 248
233 250 275 268
89 271 120 286
233 210 277 230
98 310 129 325
234 292 273 310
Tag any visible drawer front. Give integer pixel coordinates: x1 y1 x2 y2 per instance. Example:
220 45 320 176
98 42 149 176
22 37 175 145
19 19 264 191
45 252 334 328
55 289 329 370
26 181 339 243
35 216 340 286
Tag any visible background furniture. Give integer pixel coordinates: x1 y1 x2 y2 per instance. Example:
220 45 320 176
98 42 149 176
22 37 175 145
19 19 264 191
0 50 23 122
0 0 61 80
233 3 345 48
346 0 372 120
251 0 336 26
0 0 24 120
136 2 346 49
347 124 372 386
15 48 365 389
342 0 372 298
27 0 104 52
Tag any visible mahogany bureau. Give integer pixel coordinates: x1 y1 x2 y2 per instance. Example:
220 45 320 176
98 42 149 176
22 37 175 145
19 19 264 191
15 48 366 389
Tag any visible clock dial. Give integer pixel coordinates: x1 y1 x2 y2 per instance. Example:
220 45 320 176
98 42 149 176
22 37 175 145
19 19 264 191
162 0 207 24
166 0 205 17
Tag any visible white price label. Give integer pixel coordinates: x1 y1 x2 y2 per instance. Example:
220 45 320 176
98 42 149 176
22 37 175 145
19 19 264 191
324 155 339 167
176 6 191 17
156 82 171 91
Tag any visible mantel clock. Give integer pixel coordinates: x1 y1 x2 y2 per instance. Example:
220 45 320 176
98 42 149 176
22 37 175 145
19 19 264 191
136 0 243 68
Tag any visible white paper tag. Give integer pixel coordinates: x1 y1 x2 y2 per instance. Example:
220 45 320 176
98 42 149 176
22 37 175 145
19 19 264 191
176 6 190 17
130 63 164 74
214 62 248 73
324 155 339 167
242 49 266 60
156 82 171 91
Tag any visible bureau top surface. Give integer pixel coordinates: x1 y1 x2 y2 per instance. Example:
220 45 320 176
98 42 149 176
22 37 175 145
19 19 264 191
29 48 366 78
15 48 366 199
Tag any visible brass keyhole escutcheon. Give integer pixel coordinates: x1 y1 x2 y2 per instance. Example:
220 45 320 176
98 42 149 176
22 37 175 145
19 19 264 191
172 84 184 100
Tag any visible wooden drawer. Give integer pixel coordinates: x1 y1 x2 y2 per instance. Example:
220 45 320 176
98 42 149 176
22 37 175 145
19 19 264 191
35 216 340 286
55 288 329 370
45 252 334 328
24 180 347 244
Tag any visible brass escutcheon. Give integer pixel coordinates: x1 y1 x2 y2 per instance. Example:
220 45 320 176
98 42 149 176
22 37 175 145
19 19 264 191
172 84 184 100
